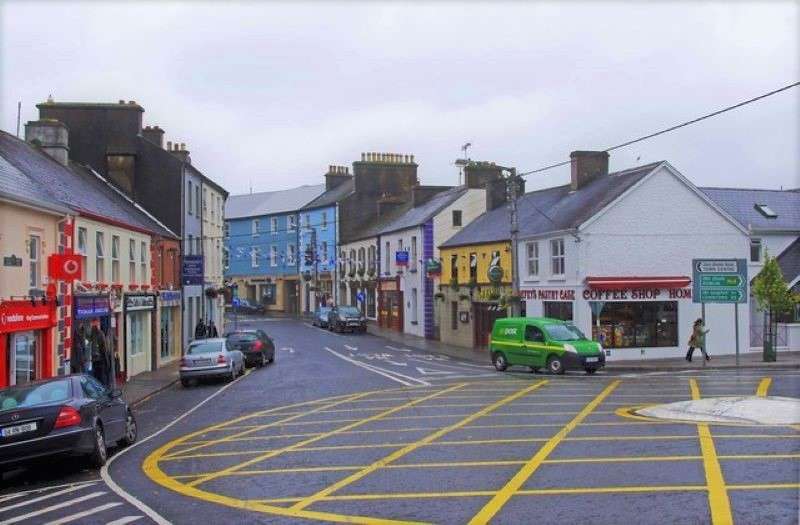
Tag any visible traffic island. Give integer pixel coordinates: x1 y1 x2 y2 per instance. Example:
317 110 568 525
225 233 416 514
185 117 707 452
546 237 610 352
637 396 800 425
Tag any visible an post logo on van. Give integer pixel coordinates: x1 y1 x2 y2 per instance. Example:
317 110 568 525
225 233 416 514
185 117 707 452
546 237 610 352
502 327 518 336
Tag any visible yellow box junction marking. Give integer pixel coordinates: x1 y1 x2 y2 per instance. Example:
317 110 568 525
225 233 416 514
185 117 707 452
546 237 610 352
289 380 549 511
184 383 468 488
468 380 620 525
690 378 734 525
756 377 772 397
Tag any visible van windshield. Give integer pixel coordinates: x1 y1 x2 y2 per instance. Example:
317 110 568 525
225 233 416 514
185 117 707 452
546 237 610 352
543 324 586 341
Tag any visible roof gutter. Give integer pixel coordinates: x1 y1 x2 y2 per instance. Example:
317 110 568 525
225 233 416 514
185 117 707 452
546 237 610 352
0 194 71 216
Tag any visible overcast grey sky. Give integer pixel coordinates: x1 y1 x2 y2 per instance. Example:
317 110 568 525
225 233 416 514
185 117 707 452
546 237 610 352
2 1 798 195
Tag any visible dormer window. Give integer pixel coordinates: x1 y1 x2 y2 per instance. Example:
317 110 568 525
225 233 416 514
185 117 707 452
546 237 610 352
754 204 777 218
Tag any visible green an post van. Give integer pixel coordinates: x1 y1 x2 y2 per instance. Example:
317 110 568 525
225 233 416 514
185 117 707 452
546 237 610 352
489 317 605 375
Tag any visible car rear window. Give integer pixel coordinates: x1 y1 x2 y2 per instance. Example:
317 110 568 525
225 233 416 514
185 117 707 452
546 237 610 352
339 306 361 316
188 341 227 354
227 333 258 343
0 379 72 412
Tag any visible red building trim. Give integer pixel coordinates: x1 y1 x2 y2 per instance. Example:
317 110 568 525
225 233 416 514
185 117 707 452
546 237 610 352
586 276 691 290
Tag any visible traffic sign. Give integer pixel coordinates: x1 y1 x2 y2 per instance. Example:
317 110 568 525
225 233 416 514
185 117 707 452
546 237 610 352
692 258 747 304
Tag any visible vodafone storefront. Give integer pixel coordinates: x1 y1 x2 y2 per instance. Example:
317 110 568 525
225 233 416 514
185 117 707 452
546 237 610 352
0 299 57 388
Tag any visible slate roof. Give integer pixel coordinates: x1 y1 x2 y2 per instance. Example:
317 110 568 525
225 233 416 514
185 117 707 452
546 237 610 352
346 203 415 243
0 154 69 214
300 179 355 211
776 237 800 285
701 187 800 232
225 184 326 220
378 187 467 235
441 162 660 248
0 130 177 238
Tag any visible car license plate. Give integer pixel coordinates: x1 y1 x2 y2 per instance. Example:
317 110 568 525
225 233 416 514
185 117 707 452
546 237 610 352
194 359 213 366
1 422 37 437
585 357 599 363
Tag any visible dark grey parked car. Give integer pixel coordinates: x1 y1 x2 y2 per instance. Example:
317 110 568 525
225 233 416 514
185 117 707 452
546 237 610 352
0 375 137 472
312 306 332 329
226 330 276 368
328 305 367 333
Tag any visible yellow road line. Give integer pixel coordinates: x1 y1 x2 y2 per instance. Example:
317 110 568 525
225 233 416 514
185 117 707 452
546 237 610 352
468 380 620 525
289 380 550 512
727 483 800 490
690 378 733 525
161 392 371 459
184 383 467 488
756 377 772 397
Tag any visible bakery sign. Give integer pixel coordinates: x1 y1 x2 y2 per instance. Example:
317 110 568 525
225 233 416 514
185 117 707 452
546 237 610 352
0 300 55 334
520 289 576 301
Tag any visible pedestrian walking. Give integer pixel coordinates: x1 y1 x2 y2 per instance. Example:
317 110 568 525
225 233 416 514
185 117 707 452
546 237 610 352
90 324 109 384
194 319 207 340
685 318 710 362
207 319 219 338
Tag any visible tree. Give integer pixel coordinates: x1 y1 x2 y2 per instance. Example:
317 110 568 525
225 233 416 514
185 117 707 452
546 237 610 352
751 253 800 361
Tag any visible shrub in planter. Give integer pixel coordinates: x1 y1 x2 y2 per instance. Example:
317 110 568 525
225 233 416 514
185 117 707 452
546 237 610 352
434 292 445 301
458 293 470 302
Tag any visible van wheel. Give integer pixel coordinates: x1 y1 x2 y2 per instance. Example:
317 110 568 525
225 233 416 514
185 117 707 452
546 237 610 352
492 352 508 372
547 356 565 375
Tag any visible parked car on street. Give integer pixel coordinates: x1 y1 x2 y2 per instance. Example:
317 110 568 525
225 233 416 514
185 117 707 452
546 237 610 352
0 375 137 472
489 317 606 375
180 338 245 387
227 298 265 315
226 330 276 368
312 306 332 328
328 305 367 333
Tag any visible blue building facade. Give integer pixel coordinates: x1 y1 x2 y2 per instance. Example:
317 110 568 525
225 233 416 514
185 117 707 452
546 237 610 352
298 204 338 312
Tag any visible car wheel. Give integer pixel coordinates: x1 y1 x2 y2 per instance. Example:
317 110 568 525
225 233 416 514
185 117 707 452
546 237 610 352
258 353 266 368
119 410 137 447
229 367 237 382
492 352 508 372
180 378 191 388
269 351 275 363
547 355 565 375
88 424 107 468
585 368 597 375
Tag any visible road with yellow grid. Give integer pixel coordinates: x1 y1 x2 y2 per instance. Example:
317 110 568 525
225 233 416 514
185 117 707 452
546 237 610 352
108 318 799 524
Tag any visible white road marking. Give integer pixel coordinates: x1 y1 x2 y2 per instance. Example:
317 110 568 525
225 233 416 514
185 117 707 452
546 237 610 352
406 356 493 372
0 481 98 504
106 517 144 525
100 361 254 525
44 502 123 525
344 345 358 351
385 345 411 352
416 367 457 376
324 347 429 386
0 492 105 525
384 360 408 367
280 347 295 353
0 484 94 513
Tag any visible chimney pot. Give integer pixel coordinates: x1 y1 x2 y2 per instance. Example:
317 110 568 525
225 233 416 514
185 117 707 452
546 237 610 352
166 141 172 150
180 142 186 151
361 153 366 161
119 100 125 104
410 155 415 164
128 100 136 105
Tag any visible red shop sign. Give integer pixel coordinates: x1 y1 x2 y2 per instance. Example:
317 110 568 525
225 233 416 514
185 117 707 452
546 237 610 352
0 300 56 334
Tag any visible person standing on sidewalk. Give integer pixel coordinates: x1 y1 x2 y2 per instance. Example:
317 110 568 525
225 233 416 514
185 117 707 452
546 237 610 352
685 318 710 362
194 319 207 340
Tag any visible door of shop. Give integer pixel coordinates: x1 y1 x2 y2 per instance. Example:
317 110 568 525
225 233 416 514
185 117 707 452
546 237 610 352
473 302 506 348
379 291 404 331
285 281 299 314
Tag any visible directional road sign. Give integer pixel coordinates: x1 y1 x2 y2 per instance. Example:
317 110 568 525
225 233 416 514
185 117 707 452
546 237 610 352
692 258 747 304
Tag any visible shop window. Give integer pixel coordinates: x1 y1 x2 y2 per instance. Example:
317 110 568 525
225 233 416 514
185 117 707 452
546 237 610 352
96 232 106 283
11 331 37 385
544 301 573 321
77 227 88 280
140 241 147 284
550 238 565 276
411 288 418 323
452 210 462 227
270 246 278 267
129 239 137 283
451 301 458 330
526 241 539 278
750 238 762 263
591 301 678 348
28 234 41 289
111 236 120 283
129 314 144 356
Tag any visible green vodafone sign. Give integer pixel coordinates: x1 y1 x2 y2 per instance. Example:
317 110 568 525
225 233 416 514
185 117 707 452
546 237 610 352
692 258 747 304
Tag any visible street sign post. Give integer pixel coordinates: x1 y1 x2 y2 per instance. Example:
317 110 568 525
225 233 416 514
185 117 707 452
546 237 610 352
692 258 748 366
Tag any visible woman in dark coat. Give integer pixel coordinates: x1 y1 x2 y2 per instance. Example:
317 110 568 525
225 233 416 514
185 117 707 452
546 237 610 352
194 319 207 340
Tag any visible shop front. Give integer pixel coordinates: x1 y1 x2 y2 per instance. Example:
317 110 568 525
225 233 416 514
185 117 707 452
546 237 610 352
123 293 155 379
378 277 403 331
72 294 113 376
522 276 706 361
158 290 182 367
0 299 57 388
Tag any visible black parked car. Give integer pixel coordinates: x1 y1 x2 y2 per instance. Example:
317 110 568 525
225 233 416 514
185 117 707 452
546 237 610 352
226 330 276 368
0 375 137 473
328 305 367 333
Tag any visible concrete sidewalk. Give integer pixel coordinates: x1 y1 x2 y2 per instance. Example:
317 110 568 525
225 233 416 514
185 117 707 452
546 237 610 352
121 360 180 405
366 322 799 371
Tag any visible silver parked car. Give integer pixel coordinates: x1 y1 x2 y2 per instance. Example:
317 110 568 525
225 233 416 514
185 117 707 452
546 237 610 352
180 338 245 387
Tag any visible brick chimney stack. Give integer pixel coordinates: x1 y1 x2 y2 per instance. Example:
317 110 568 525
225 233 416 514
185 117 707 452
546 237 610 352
169 141 191 164
570 151 609 191
142 125 165 148
25 119 70 166
325 165 352 191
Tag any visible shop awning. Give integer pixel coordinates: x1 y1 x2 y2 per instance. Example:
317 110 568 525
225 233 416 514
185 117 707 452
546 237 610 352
586 276 691 290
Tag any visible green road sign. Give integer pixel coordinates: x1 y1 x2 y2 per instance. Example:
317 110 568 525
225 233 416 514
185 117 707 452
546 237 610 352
692 258 747 304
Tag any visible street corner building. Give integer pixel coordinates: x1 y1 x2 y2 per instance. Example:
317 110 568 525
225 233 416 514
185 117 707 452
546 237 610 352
224 183 326 314
514 150 799 360
33 98 229 348
0 119 182 386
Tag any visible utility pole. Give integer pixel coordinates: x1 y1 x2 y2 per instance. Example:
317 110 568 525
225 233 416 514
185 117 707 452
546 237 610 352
507 168 521 316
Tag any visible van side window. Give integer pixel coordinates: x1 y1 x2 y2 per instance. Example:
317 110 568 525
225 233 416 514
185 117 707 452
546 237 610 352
525 326 545 343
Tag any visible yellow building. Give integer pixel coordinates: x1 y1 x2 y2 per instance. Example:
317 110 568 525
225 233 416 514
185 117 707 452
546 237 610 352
437 240 514 350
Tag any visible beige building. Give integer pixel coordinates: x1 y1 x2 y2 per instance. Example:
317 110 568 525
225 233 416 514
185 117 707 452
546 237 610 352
202 181 227 330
